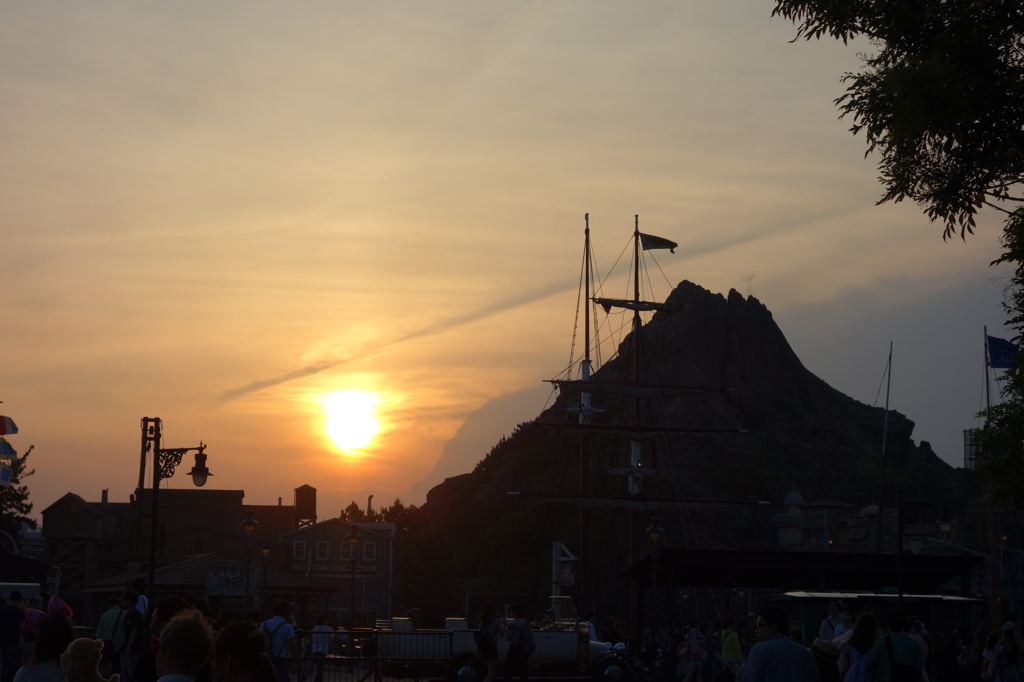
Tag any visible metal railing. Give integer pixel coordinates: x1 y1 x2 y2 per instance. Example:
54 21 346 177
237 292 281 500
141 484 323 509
291 629 383 682
291 628 462 682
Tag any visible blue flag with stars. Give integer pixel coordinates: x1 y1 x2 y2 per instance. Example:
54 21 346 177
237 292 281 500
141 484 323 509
988 335 1019 369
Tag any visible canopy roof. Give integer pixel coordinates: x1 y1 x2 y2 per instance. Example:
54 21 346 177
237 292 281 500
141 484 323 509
626 548 981 595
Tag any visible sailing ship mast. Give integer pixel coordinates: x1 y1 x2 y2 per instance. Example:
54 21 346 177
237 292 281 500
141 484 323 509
578 214 593 612
592 216 681 493
875 341 892 554
596 215 677 625
543 214 744 622
629 216 644 495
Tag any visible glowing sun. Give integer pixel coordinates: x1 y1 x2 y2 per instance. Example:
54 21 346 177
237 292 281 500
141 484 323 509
322 390 381 451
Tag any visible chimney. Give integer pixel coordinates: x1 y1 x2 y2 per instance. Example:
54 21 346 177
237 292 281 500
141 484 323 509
101 489 109 504
278 497 282 506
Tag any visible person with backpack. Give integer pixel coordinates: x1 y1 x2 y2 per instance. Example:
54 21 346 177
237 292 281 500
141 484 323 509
94 596 125 678
719 618 743 681
121 591 147 682
744 606 821 682
504 604 534 682
261 600 298 682
861 609 923 682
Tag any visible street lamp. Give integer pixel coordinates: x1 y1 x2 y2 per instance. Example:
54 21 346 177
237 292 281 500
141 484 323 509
260 537 272 611
241 509 259 613
936 507 954 539
896 490 954 608
138 417 212 602
348 525 362 627
645 516 664 619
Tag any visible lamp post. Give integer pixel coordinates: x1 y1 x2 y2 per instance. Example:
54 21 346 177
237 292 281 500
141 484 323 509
260 537 272 611
937 507 954 539
241 509 259 613
645 516 664 620
139 417 212 602
895 490 958 609
347 525 362 627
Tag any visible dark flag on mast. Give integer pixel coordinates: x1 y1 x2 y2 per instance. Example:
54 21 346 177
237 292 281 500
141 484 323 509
988 334 1019 369
639 233 677 253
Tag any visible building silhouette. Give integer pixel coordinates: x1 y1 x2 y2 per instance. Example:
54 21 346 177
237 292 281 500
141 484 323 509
41 484 394 627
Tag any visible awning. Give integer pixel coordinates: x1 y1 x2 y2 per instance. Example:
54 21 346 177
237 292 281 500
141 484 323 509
782 591 979 602
626 548 981 595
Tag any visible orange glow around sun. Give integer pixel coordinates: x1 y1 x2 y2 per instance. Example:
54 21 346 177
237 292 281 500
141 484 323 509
322 389 381 452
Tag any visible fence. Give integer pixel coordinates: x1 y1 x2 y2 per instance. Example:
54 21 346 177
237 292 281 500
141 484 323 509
292 628 460 682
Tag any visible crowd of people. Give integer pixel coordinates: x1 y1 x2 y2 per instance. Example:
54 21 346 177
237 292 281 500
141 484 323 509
0 587 340 682
823 603 1023 682
587 601 1024 682
4 586 1024 682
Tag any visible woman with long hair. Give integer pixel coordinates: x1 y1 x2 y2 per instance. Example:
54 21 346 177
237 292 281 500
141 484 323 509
213 620 278 682
837 613 879 682
477 604 503 682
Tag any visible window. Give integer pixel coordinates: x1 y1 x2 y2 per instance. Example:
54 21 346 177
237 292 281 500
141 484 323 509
363 542 376 561
341 542 353 560
292 541 306 561
317 541 330 561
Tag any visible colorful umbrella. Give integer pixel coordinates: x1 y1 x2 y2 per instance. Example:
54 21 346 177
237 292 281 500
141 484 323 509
0 416 17 435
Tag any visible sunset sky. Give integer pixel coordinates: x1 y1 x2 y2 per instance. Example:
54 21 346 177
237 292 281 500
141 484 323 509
1 2 1011 524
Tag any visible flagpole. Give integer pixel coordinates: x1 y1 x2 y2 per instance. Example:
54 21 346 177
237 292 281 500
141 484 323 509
984 326 1001 631
875 341 892 554
985 326 992 411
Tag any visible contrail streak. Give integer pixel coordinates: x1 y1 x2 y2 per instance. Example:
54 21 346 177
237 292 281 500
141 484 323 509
216 279 573 403
217 207 861 404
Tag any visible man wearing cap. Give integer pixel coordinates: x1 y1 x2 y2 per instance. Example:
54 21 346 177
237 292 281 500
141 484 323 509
744 606 821 681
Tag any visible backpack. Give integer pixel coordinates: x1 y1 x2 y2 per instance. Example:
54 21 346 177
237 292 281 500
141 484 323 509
688 630 707 662
100 610 124 665
508 621 536 656
263 620 287 659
